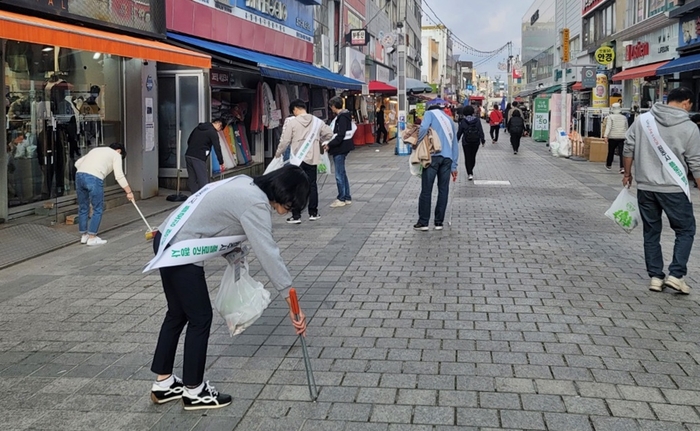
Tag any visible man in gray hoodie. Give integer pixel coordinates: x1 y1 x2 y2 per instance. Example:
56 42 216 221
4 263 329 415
623 87 700 294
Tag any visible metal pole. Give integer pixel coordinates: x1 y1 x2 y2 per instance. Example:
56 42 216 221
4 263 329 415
395 0 408 155
561 2 568 136
337 0 344 71
507 42 513 104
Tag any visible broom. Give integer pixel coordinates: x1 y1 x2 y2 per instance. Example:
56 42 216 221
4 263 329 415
131 200 157 241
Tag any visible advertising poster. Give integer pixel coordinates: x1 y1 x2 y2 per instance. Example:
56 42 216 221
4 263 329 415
592 73 609 108
532 98 550 142
549 93 572 141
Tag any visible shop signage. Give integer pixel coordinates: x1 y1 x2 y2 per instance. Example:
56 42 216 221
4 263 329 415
210 69 238 88
0 0 165 36
532 98 549 142
530 9 539 26
679 14 700 49
626 42 650 61
583 0 606 17
581 67 596 88
346 29 370 46
344 47 366 82
375 64 391 84
245 0 287 20
595 46 615 65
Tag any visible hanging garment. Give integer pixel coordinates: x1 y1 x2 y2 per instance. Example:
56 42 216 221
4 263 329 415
217 131 237 168
261 82 279 129
250 82 263 133
276 84 291 120
238 123 252 162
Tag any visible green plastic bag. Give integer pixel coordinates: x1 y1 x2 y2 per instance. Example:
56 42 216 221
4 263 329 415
318 151 333 175
605 188 641 233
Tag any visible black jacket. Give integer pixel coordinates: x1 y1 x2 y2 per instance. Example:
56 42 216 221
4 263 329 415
327 110 355 156
457 115 485 145
185 122 223 163
508 116 525 135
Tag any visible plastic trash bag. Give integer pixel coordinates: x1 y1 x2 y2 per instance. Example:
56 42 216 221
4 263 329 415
214 261 271 336
558 137 571 158
549 140 560 157
263 156 285 175
605 188 641 233
318 151 333 176
409 159 423 177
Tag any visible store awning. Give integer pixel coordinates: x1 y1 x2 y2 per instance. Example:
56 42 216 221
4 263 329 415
0 9 211 69
656 54 700 76
611 61 670 81
368 80 397 94
572 82 584 91
168 33 363 90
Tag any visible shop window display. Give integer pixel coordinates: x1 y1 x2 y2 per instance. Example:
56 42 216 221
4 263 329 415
5 41 123 207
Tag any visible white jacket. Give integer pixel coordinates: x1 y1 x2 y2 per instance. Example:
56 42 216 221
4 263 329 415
604 113 629 140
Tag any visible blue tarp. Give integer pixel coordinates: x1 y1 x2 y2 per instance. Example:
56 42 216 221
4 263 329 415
167 32 363 91
656 53 700 76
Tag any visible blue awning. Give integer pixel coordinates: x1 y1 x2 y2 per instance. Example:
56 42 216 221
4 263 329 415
167 33 363 91
656 54 700 76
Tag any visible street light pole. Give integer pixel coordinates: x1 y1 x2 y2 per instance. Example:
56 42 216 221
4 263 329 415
396 0 408 155
507 42 513 104
561 1 568 136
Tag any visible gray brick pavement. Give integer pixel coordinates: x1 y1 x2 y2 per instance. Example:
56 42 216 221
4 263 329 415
2 132 700 430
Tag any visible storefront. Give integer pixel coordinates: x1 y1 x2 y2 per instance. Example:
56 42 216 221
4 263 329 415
611 23 678 109
160 0 361 186
0 0 209 222
657 5 700 107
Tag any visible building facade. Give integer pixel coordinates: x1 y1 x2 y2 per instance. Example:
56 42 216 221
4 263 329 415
420 25 454 97
521 0 557 93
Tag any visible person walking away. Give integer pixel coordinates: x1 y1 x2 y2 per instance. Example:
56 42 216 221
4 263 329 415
74 143 133 246
508 110 525 154
148 165 310 410
604 103 629 173
324 96 355 208
508 101 522 131
503 102 512 134
185 118 225 194
414 103 459 231
376 105 389 144
457 105 485 180
489 103 503 144
623 87 700 294
275 99 333 224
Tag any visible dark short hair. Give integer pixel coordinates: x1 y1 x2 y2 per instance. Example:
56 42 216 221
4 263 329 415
463 105 475 115
380 105 385 110
329 96 344 110
512 101 519 107
254 165 310 214
212 118 224 125
109 142 126 159
494 103 499 109
512 109 522 117
667 87 694 104
289 99 307 113
691 113 700 124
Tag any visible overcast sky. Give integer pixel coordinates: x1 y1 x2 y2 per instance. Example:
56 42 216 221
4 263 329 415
422 0 532 76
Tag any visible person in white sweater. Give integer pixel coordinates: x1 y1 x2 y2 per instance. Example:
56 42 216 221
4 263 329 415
604 103 629 174
74 143 133 245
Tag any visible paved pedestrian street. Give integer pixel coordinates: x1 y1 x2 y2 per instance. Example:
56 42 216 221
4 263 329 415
1 134 700 431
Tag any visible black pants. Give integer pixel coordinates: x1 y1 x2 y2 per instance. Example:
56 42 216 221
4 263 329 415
151 232 213 386
462 142 480 176
376 124 388 143
606 138 624 169
186 156 209 194
489 125 500 142
510 133 522 152
293 161 318 218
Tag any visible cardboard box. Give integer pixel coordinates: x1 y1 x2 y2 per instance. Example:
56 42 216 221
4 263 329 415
65 214 78 225
588 138 607 163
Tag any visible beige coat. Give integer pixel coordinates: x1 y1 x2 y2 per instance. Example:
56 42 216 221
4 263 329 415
275 114 333 165
404 124 442 168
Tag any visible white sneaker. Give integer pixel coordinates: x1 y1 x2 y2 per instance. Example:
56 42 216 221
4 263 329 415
309 214 321 221
345 200 352 205
86 236 107 246
649 277 665 292
665 276 690 294
80 234 89 244
330 200 346 208
468 175 473 181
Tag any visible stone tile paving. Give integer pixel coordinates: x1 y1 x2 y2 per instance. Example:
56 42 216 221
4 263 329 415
1 130 700 430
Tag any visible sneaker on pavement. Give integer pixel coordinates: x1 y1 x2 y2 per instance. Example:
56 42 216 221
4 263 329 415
309 214 321 221
80 234 89 244
514 151 518 154
150 376 185 404
434 223 444 230
330 200 346 208
468 175 473 181
345 200 352 205
413 223 428 231
286 217 301 224
649 277 665 292
86 236 107 246
182 381 232 411
664 276 690 294
619 168 625 174
605 166 612 171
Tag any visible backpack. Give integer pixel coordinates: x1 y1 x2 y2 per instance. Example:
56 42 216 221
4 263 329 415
461 118 480 143
509 117 524 135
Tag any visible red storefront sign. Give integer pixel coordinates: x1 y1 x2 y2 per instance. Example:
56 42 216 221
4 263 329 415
583 0 606 17
626 41 650 61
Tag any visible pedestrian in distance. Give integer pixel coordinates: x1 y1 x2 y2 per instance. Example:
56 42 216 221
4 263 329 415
503 102 512 134
413 102 459 231
185 118 225 194
508 101 522 131
604 102 629 174
457 105 485 181
74 142 133 246
376 105 389 144
149 165 309 411
275 99 333 224
324 96 355 208
489 103 503 143
508 109 525 154
623 86 700 294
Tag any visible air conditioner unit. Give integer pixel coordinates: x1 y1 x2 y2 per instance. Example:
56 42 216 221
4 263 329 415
333 61 342 73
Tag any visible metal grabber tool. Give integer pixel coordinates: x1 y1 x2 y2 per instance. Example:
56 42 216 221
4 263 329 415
288 288 318 401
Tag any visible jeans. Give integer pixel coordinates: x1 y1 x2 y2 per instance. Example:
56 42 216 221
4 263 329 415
333 153 351 201
151 232 213 386
462 142 480 176
489 125 500 141
186 156 209 194
418 155 452 225
638 190 696 279
606 138 624 169
293 162 318 218
76 172 104 235
510 133 522 152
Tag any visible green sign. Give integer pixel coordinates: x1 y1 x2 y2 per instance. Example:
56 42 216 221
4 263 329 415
532 97 550 142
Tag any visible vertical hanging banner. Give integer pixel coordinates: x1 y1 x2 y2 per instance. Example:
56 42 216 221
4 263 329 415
532 97 550 142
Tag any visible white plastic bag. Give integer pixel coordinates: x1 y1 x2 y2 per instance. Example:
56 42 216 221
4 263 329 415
409 159 423 177
263 156 285 175
558 137 571 158
549 140 560 157
214 261 271 336
318 151 333 176
605 188 641 233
